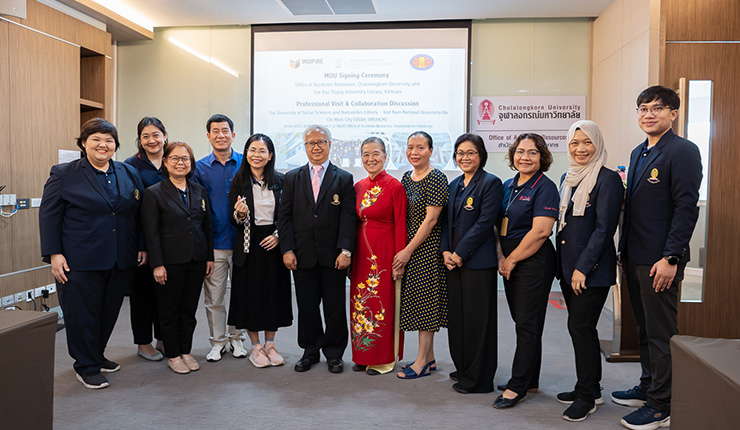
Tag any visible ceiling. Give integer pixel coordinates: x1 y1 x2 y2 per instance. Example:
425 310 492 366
82 0 614 30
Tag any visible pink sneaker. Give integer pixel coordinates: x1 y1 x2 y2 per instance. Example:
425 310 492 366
264 344 285 366
249 344 270 368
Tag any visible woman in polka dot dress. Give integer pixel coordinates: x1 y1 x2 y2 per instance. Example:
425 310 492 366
393 131 449 380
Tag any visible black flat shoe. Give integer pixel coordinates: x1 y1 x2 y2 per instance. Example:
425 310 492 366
452 383 469 394
497 383 538 393
327 358 344 373
492 393 526 409
352 363 367 372
294 357 319 372
366 368 381 376
449 371 459 382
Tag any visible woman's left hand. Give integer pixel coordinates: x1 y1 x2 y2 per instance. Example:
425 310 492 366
205 261 215 278
499 257 516 280
260 234 279 251
137 251 148 266
392 248 411 271
571 269 587 295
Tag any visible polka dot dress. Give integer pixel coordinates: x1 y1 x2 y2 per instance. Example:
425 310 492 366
400 169 449 332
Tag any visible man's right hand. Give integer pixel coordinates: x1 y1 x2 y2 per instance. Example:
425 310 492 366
51 254 69 284
283 252 297 271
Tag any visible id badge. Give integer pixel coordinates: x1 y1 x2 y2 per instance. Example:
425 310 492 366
500 216 509 237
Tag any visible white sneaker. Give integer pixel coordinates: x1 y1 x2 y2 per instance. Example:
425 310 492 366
231 339 248 358
249 344 271 368
206 345 225 362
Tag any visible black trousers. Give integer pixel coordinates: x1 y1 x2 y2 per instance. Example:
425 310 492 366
625 261 684 413
501 238 556 395
560 280 610 402
293 264 348 360
129 264 161 345
57 267 133 375
155 261 206 358
447 266 498 393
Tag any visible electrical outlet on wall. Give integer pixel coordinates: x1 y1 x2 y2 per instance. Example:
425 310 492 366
2 295 14 307
14 292 24 303
47 284 56 294
35 287 45 297
26 289 34 302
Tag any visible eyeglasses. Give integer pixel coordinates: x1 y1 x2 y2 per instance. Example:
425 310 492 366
514 149 540 157
455 150 478 158
167 156 190 164
636 106 672 116
247 148 270 155
305 140 329 148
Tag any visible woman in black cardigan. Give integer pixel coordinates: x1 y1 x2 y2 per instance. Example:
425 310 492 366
141 141 214 375
228 134 292 368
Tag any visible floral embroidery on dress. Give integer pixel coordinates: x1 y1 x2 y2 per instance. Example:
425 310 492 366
351 254 386 351
360 185 382 210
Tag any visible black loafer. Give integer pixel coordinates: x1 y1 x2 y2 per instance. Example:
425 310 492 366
497 383 538 393
366 368 381 376
327 358 344 373
294 357 319 372
452 383 470 394
352 363 367 372
492 393 526 409
449 371 459 382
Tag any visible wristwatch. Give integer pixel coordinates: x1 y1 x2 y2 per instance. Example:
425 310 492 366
664 255 679 265
341 249 352 258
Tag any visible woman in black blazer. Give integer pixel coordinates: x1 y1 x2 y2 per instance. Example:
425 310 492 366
141 141 214 375
441 133 503 394
555 120 624 422
39 118 145 390
228 134 292 368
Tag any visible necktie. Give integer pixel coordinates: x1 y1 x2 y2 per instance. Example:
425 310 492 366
312 165 322 202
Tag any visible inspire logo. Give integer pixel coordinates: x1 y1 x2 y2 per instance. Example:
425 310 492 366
410 54 434 71
289 59 300 69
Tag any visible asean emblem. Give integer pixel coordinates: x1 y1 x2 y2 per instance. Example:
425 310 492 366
464 197 474 211
647 168 660 184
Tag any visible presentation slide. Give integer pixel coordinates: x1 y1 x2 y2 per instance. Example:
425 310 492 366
252 26 469 175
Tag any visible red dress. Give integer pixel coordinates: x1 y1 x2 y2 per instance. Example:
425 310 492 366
350 170 407 366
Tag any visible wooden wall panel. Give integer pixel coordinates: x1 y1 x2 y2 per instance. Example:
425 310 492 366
664 44 740 339
663 0 740 41
0 21 13 276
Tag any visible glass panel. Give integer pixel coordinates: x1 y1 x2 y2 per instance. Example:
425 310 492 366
681 80 712 302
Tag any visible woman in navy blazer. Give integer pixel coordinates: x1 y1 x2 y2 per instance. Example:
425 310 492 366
555 120 624 422
227 134 292 368
441 133 503 394
39 118 146 390
141 142 214 375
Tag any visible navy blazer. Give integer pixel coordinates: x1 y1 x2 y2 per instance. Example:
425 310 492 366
441 168 503 269
278 162 357 269
39 157 145 271
556 167 624 287
229 172 284 267
620 129 702 265
141 178 214 267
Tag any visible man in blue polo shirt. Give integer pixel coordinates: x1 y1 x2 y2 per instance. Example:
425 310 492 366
193 114 247 362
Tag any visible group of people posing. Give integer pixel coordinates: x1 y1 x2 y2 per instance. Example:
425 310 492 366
39 85 701 430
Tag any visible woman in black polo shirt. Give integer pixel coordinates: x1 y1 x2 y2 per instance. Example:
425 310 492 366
493 133 559 409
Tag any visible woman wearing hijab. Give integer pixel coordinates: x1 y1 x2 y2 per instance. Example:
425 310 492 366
555 120 624 422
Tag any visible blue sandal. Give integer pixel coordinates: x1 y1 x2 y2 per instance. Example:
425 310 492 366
397 361 432 379
401 359 436 372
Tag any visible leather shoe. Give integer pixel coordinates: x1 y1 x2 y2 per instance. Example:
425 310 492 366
327 358 344 373
497 383 538 393
449 371 459 382
352 363 367 372
492 393 526 409
452 383 469 394
294 357 319 372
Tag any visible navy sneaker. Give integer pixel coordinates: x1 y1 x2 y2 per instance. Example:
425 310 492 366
611 385 647 407
620 405 670 430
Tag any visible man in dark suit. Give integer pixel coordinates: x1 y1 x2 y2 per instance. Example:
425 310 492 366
278 125 356 373
613 86 702 430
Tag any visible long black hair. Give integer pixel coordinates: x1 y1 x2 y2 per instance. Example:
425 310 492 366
232 133 277 189
135 116 168 155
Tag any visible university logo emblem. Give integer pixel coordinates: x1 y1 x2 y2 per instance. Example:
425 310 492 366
410 54 434 71
648 168 660 184
477 99 495 126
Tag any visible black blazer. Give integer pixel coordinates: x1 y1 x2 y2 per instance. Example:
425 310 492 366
278 162 356 269
229 172 284 267
557 167 624 286
441 168 503 270
620 129 702 265
141 178 214 267
39 157 145 271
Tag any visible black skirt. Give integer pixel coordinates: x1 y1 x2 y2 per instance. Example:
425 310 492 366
228 224 293 332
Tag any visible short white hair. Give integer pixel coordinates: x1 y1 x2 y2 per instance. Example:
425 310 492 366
302 124 331 142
